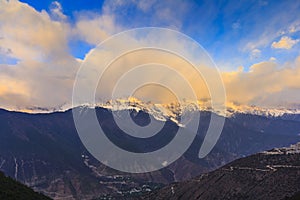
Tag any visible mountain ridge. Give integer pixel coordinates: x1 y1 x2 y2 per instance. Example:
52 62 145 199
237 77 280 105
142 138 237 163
2 98 300 126
142 143 300 200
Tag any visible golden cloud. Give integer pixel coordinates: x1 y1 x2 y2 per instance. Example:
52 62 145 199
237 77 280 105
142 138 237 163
271 36 300 49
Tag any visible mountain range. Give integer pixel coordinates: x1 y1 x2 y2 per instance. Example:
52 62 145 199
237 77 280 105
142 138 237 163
0 100 300 199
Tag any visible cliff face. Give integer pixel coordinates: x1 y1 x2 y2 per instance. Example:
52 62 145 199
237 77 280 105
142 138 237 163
144 143 300 200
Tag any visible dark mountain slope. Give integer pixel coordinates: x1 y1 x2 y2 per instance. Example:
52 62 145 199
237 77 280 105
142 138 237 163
143 143 300 200
0 171 51 200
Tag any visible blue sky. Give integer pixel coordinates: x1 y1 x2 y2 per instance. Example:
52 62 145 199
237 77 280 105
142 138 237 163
20 0 105 16
18 0 300 71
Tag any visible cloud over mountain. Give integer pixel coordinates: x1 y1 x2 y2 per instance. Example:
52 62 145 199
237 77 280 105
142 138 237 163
0 0 300 111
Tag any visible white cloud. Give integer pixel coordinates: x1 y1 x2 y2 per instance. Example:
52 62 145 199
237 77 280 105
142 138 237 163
74 13 120 45
0 0 70 61
258 0 268 6
50 1 67 21
223 56 300 107
272 36 300 49
101 0 191 30
72 0 192 45
0 0 79 111
250 49 261 59
288 22 300 33
232 22 241 30
242 7 300 53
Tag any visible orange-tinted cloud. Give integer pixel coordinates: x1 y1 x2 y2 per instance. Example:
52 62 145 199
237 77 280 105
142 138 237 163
272 36 300 49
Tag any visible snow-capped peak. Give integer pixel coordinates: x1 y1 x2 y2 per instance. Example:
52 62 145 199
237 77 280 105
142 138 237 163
96 97 201 125
225 102 300 117
91 97 300 125
10 98 300 124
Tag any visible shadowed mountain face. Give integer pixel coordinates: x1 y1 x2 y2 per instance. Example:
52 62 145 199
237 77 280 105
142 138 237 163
0 107 300 199
143 143 300 200
0 171 51 200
